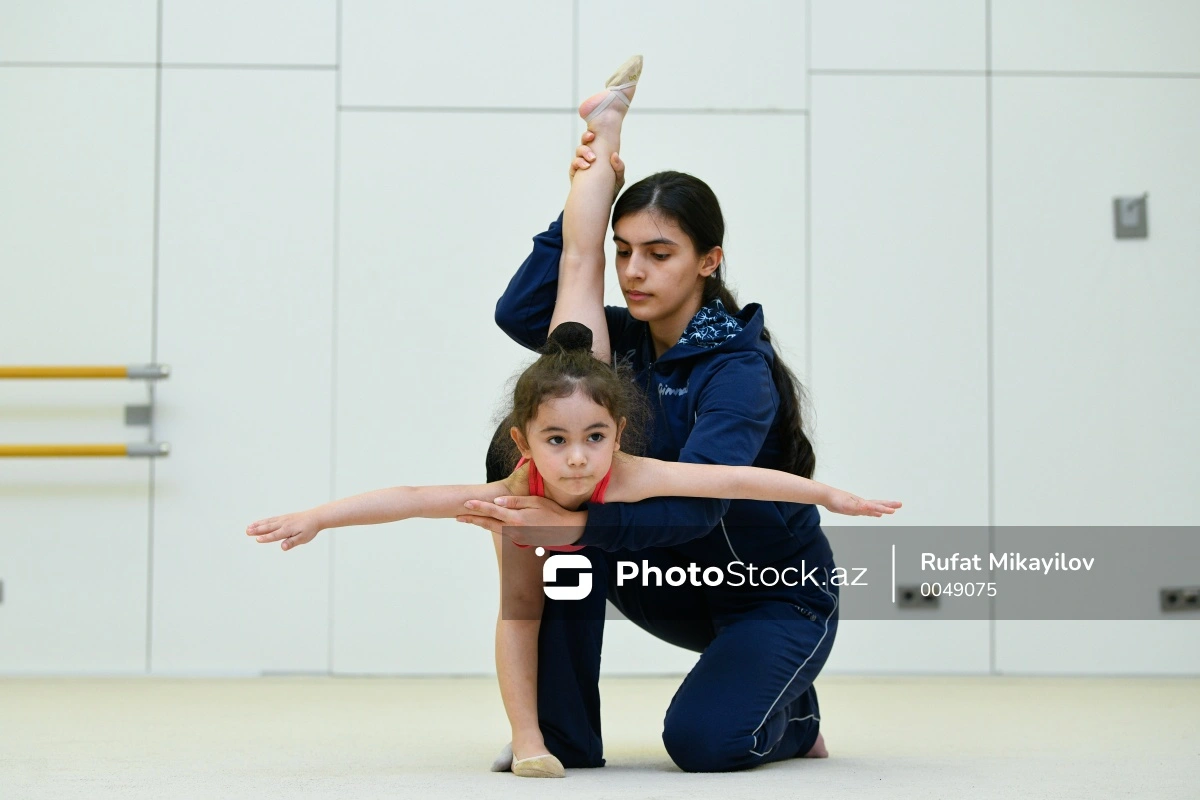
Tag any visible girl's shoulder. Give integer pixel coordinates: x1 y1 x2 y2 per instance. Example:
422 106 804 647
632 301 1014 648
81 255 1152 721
500 461 532 497
604 452 661 504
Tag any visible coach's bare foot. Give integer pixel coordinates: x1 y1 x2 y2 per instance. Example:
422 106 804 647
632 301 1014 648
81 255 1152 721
803 732 828 758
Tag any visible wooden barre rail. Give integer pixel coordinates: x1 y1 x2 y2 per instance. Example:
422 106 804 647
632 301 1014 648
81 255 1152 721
0 364 170 380
1 366 170 458
0 443 170 458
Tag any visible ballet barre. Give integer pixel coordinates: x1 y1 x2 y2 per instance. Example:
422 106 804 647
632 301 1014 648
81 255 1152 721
0 364 170 380
0 443 170 458
0 364 171 458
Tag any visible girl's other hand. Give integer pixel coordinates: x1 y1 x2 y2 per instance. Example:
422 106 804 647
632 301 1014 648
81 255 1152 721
246 512 321 551
569 130 625 194
823 491 903 518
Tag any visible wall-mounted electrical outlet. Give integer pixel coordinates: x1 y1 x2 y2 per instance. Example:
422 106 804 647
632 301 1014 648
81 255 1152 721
125 404 153 426
1160 586 1200 613
1114 194 1149 239
896 586 939 609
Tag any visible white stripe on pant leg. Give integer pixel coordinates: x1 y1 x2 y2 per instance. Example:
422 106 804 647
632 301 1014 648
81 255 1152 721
749 714 821 758
748 569 838 757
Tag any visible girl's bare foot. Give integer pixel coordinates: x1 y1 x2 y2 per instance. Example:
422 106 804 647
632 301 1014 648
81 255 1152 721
802 732 829 758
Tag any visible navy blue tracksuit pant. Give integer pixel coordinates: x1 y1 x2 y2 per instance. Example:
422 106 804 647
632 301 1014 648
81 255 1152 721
536 545 840 772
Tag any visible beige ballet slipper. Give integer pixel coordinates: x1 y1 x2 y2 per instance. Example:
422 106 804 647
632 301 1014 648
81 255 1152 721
511 752 566 778
582 54 643 123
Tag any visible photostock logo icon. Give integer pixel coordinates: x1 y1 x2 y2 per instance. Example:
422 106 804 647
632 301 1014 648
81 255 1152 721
537 547 592 601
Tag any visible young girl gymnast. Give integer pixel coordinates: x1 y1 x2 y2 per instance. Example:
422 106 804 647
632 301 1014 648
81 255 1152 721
246 322 900 778
246 57 901 779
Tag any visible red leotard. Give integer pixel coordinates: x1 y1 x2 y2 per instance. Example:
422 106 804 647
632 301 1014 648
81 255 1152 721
513 456 611 552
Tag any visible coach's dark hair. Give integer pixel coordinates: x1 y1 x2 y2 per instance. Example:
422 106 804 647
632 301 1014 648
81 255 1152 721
612 171 816 478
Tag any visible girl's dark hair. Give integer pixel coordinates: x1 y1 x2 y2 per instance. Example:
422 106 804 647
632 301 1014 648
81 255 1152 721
488 322 648 475
612 171 816 478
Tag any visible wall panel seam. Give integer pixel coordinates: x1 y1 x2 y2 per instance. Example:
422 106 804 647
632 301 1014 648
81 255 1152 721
0 63 337 70
804 0 812 389
339 106 808 115
146 0 164 676
985 0 997 676
812 68 1200 80
329 0 343 677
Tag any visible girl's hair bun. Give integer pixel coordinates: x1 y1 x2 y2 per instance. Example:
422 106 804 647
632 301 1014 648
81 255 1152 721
542 322 594 355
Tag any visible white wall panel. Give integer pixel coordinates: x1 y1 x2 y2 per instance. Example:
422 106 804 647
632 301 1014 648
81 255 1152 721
0 69 156 359
162 0 337 66
598 620 700 676
991 77 1200 675
810 75 988 673
341 0 571 108
153 70 336 673
992 78 1200 527
579 0 806 110
811 0 986 72
333 111 567 673
995 622 1200 675
992 0 1200 73
810 76 988 525
0 0 156 63
827 622 990 674
0 68 156 673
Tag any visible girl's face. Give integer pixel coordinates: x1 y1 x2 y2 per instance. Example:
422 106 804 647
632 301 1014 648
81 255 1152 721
612 210 721 325
511 389 625 505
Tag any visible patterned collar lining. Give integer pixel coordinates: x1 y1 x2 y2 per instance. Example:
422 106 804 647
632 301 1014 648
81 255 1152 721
677 299 744 350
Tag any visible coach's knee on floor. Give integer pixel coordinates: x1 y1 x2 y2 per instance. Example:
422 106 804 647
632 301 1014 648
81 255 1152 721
661 714 748 773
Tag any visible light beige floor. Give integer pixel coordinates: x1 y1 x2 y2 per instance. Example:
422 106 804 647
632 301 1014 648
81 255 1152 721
2 675 1196 799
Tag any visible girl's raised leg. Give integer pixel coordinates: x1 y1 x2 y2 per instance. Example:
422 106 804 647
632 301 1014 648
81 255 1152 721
550 55 642 365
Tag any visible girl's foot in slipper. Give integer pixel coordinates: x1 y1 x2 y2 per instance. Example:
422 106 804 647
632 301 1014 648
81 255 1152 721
496 732 566 777
579 54 642 133
511 752 566 778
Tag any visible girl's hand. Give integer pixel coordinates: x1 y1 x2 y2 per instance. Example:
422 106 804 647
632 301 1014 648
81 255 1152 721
456 496 586 546
822 491 903 518
569 130 625 195
246 512 321 551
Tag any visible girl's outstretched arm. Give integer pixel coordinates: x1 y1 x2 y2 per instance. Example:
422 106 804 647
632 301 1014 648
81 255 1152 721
247 467 528 551
607 456 902 517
